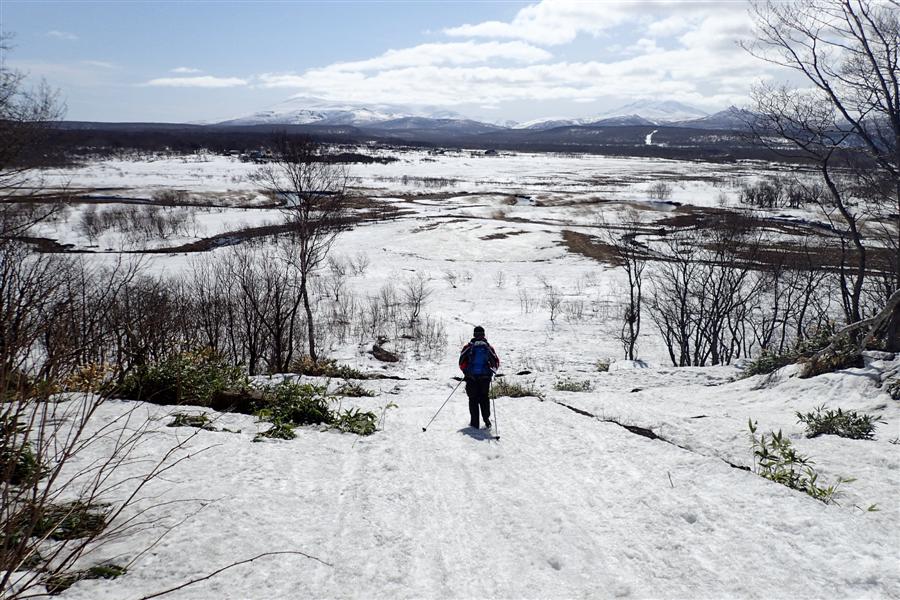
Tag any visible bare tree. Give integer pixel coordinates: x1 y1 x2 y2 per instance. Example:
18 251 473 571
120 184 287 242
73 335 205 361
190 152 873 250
0 34 65 239
544 285 562 323
744 0 900 333
403 272 432 328
256 136 349 362
600 212 648 360
648 216 768 367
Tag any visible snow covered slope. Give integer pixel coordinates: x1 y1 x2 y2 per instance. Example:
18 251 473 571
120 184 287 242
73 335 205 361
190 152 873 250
512 117 583 130
58 359 899 599
597 100 708 123
673 106 757 130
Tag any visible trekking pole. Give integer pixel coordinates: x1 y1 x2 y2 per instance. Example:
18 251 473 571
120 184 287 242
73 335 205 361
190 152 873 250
422 379 463 432
491 382 500 441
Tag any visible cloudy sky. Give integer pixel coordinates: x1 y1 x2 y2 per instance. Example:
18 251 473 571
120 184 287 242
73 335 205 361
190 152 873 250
2 0 782 123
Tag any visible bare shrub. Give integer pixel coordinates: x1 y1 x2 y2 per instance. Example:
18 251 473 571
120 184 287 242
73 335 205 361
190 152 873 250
648 181 673 201
77 204 195 246
1 385 204 599
350 252 370 276
518 289 536 314
443 270 459 288
78 205 101 244
562 300 586 323
543 286 562 323
151 189 188 205
327 255 348 278
403 273 432 327
648 218 766 366
739 178 783 208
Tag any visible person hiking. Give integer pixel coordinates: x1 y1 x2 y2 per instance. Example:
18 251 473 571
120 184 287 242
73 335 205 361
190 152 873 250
459 325 500 429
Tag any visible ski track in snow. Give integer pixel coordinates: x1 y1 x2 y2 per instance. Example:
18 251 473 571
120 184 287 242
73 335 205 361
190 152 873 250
61 365 899 599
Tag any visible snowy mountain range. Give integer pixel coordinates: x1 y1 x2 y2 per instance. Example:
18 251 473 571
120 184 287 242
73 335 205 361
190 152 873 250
512 100 710 130
217 97 752 132
218 96 466 127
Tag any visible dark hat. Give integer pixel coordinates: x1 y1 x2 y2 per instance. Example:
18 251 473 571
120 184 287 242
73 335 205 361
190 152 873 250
473 325 485 337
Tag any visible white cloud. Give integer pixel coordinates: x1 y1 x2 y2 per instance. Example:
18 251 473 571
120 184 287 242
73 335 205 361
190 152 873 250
445 1 632 46
255 2 772 113
646 15 693 37
5 59 117 86
678 13 754 52
257 51 760 110
444 1 751 48
329 41 552 71
81 60 117 69
627 38 663 55
46 30 78 41
143 76 248 88
171 66 203 74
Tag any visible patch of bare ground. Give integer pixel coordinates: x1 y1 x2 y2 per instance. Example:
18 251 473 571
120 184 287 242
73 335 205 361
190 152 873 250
564 205 895 277
9 188 280 209
480 230 529 241
585 175 643 187
643 171 739 183
410 218 469 233
655 205 831 238
16 236 81 253
619 200 680 212
545 195 615 207
382 191 469 202
559 230 623 265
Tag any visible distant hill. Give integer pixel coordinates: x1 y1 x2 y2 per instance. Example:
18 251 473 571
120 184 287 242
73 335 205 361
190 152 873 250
597 99 709 123
218 96 717 132
218 96 467 128
673 106 757 130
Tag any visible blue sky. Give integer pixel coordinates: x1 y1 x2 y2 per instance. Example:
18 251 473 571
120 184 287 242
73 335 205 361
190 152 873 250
2 1 776 123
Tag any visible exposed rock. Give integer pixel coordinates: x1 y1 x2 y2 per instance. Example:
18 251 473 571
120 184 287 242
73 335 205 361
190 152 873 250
209 388 265 414
371 344 400 363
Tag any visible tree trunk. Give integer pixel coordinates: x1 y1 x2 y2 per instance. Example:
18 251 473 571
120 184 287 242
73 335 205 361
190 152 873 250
301 277 316 362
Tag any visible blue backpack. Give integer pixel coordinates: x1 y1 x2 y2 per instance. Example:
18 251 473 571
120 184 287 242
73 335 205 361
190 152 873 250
467 342 493 377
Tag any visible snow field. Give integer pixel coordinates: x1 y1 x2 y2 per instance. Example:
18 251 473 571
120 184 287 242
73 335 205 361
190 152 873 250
21 149 899 598
59 363 898 599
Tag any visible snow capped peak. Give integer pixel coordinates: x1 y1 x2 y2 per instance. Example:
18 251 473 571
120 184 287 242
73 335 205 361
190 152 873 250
512 116 581 130
217 95 730 132
595 100 709 123
218 96 467 127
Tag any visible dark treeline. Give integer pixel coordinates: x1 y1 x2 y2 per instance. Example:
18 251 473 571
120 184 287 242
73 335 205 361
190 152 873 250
24 121 820 167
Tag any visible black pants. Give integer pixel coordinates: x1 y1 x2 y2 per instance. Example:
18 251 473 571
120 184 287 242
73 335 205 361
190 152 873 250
465 377 491 427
